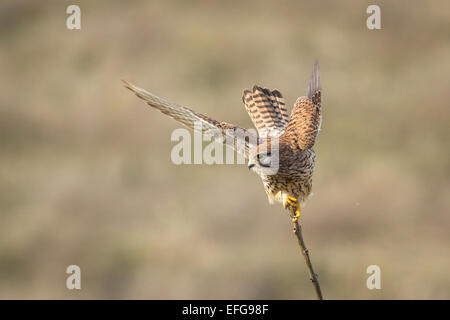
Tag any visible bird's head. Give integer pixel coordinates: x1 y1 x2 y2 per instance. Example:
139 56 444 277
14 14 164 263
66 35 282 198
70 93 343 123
248 140 280 175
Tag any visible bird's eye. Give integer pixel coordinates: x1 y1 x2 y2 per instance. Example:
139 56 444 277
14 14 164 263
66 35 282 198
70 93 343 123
257 152 271 160
257 153 271 167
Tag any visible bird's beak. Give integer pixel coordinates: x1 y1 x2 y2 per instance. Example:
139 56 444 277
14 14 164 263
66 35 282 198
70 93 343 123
248 161 255 170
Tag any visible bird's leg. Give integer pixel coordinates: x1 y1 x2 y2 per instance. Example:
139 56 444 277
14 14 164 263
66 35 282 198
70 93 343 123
284 195 301 223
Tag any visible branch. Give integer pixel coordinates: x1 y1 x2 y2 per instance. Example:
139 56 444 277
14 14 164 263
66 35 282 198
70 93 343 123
291 217 323 300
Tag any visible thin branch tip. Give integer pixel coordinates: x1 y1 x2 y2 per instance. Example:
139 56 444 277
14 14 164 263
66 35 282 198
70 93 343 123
289 210 323 300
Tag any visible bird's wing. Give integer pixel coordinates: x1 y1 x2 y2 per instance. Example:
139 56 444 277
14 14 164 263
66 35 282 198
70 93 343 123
242 85 289 138
123 80 259 158
283 60 322 150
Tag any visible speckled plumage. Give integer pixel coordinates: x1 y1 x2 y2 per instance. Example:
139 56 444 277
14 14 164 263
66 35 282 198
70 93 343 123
123 61 322 211
246 61 321 207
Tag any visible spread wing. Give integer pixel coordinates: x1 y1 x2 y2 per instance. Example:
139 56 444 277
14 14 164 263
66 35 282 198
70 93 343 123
242 85 289 138
123 80 259 158
282 60 322 150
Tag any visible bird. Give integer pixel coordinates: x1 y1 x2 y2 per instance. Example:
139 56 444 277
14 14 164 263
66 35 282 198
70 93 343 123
123 61 321 222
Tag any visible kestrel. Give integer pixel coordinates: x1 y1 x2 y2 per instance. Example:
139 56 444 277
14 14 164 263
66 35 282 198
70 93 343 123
123 61 321 221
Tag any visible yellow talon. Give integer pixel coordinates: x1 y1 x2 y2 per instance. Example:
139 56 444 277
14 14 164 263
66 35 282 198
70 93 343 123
295 205 301 219
285 195 302 223
286 195 297 207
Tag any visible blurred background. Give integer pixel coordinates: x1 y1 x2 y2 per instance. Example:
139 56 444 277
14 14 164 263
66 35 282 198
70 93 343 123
0 0 449 299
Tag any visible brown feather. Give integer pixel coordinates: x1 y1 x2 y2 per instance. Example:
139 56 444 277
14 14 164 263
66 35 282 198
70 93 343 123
122 80 259 158
242 85 289 137
282 61 321 150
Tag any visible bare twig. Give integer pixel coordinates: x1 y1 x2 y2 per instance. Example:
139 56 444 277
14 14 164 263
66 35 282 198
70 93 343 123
290 216 323 300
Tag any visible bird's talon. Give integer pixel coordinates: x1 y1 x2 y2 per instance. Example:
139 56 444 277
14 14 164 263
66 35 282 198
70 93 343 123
285 195 302 222
285 195 298 208
295 207 301 219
